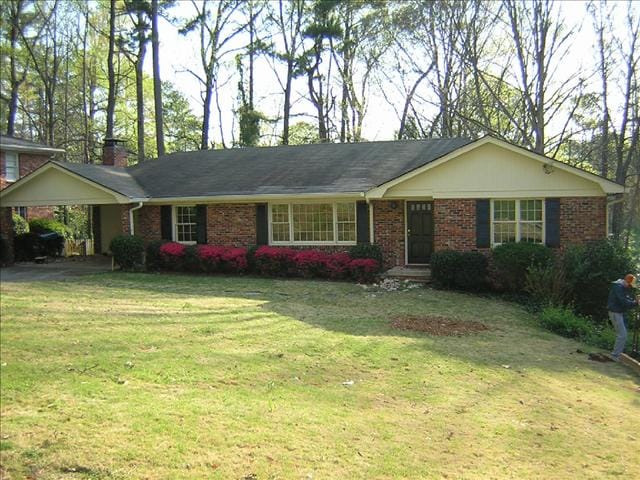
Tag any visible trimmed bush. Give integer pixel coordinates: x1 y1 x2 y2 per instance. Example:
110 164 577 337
12 214 29 235
562 239 634 321
348 258 380 283
198 245 248 273
159 242 187 271
145 240 167 271
324 252 352 280
28 217 71 239
253 246 297 276
109 235 144 270
491 242 553 292
539 305 593 340
294 250 330 278
524 262 569 308
0 235 10 265
431 250 488 291
348 243 383 267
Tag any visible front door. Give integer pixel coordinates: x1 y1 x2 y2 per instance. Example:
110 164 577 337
407 201 434 264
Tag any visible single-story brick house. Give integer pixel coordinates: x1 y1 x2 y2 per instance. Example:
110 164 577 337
0 136 625 267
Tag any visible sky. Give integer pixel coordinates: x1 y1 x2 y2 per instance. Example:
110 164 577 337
142 0 634 145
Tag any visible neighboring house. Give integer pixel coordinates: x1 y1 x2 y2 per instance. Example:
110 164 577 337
0 134 64 220
0 136 625 267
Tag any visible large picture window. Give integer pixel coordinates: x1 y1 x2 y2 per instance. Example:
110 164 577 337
491 199 543 246
269 202 357 244
173 206 197 243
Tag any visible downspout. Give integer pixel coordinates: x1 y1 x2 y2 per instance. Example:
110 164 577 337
129 201 144 235
364 192 374 244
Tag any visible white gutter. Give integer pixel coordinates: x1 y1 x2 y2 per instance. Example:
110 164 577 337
129 202 144 235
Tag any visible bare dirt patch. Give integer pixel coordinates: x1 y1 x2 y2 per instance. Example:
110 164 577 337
392 315 490 336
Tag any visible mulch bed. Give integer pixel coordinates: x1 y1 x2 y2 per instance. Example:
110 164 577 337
392 315 490 336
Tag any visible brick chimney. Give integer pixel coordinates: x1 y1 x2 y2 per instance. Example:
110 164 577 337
102 138 128 167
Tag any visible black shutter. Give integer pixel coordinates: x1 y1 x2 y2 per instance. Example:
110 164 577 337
356 201 370 244
160 205 172 241
545 198 560 248
256 203 268 245
196 205 207 244
476 199 490 248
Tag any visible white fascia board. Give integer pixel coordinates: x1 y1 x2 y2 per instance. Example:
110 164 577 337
144 192 365 205
365 136 625 199
0 145 65 154
0 162 135 205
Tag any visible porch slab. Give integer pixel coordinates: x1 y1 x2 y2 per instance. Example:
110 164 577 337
383 265 432 283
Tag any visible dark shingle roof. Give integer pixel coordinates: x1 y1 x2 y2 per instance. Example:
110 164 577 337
129 138 473 198
0 134 64 154
53 162 147 199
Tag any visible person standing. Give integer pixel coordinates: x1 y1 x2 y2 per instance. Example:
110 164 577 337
607 274 639 361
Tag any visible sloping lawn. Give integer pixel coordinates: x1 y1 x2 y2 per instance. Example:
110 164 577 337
1 273 638 479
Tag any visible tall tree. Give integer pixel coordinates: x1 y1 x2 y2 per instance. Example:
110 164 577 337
267 0 306 144
122 0 151 162
180 0 244 150
105 0 116 140
151 0 165 155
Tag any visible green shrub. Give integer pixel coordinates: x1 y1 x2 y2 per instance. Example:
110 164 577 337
28 217 71 239
431 250 488 291
348 243 383 267
562 240 634 321
109 235 144 270
491 242 553 292
0 235 10 265
145 240 167 271
539 305 593 340
54 206 90 240
12 214 29 235
182 245 201 272
524 262 569 308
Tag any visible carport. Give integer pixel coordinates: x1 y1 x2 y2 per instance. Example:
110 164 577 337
0 157 147 261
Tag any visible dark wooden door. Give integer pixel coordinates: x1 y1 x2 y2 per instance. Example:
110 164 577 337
407 201 434 264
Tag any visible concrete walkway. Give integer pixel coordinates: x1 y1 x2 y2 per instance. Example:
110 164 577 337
0 256 113 283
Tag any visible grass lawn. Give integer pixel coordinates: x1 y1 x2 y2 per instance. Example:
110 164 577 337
1 273 639 479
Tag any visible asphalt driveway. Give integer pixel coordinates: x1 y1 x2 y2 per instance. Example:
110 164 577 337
0 256 113 283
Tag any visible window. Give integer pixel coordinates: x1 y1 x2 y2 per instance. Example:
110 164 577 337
173 206 197 243
269 202 357 244
4 152 19 182
15 207 27 219
491 199 543 246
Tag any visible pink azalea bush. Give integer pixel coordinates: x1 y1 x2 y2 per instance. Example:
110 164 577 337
148 242 380 283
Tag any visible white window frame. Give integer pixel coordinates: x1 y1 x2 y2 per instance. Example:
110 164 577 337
490 199 545 247
172 205 197 244
4 151 19 182
268 201 358 246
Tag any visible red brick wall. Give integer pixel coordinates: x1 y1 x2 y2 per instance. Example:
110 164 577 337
560 196 607 246
136 205 162 242
207 204 256 246
372 200 405 268
433 199 480 252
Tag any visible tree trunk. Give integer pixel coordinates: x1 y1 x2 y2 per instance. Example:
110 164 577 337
135 12 147 163
152 0 165 156
282 60 293 144
105 0 116 139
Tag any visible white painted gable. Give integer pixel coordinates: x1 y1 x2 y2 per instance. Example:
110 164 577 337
381 142 616 199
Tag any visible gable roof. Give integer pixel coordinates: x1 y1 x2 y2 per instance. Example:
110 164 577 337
52 162 147 199
128 138 474 199
0 134 65 154
1 137 626 205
